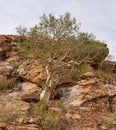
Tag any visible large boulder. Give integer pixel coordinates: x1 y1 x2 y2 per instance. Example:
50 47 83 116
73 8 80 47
0 81 41 122
0 91 30 122
17 60 46 87
20 82 41 102
58 72 116 110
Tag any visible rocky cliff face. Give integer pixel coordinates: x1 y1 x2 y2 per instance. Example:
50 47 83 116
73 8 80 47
0 35 116 130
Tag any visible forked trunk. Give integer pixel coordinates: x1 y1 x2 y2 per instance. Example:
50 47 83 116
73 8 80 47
40 88 51 103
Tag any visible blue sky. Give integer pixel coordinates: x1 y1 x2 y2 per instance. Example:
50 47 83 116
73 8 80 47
0 0 116 59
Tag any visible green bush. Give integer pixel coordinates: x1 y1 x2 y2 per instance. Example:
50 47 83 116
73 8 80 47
11 60 19 68
0 104 22 122
96 62 115 84
102 116 116 128
0 77 12 91
75 63 93 80
28 101 64 130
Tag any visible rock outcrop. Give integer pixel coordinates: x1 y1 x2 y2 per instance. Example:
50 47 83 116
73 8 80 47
0 35 27 44
0 121 42 130
17 60 46 87
58 72 116 108
0 35 26 61
0 35 116 130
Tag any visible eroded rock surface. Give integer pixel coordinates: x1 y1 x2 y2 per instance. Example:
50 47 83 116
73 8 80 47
58 72 116 109
0 121 42 130
17 60 46 87
0 81 41 122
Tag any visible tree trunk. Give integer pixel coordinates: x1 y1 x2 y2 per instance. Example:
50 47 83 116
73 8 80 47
40 88 51 103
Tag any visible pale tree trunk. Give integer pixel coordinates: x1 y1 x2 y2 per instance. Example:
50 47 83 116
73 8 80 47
40 64 53 103
39 58 83 103
40 87 51 103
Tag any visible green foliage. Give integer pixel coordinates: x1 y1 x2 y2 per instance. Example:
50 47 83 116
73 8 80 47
28 25 41 42
15 13 108 66
11 60 20 68
15 42 34 60
76 63 93 80
28 101 64 130
76 32 108 64
16 12 80 42
15 25 28 36
96 62 115 84
0 77 12 91
38 12 80 41
15 12 109 90
0 104 22 122
102 116 116 128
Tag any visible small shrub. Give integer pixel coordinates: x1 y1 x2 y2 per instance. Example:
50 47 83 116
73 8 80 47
102 116 116 128
96 62 115 84
76 63 93 80
28 101 64 130
0 77 12 91
11 60 19 68
0 104 22 122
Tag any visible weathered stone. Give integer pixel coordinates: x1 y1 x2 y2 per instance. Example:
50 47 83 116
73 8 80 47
0 122 42 130
21 82 41 94
16 117 44 124
0 122 7 128
80 72 95 79
17 60 74 88
79 78 97 86
0 35 27 44
58 72 116 107
0 91 30 122
0 61 14 77
17 60 46 87
0 81 42 121
21 92 40 102
66 110 81 119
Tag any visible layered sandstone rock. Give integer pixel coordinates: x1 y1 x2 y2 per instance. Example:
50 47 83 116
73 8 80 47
17 60 46 87
58 72 116 109
0 121 42 130
0 35 27 60
0 35 27 44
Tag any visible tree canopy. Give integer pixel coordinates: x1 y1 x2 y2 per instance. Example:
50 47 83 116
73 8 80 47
15 12 109 102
